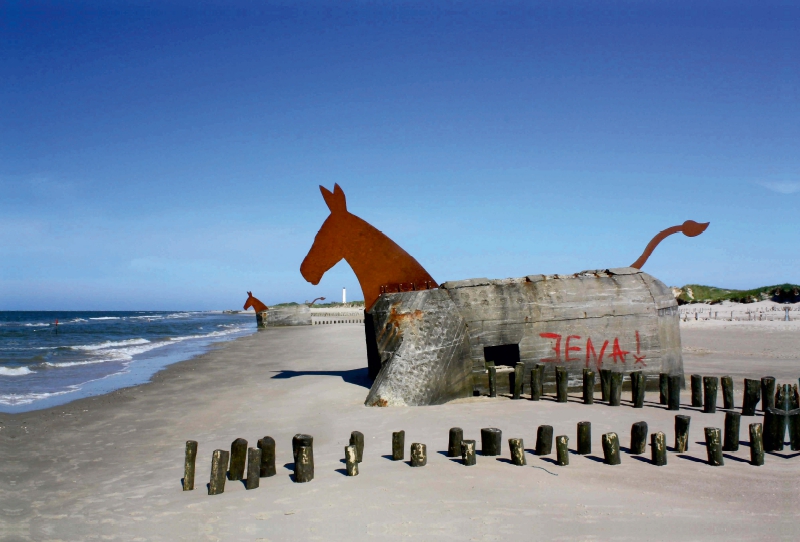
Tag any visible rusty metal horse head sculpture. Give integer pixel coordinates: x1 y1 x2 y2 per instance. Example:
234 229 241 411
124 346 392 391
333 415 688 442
243 291 268 313
300 184 437 311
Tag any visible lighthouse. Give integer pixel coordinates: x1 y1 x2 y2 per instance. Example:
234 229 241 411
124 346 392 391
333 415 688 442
342 287 346 304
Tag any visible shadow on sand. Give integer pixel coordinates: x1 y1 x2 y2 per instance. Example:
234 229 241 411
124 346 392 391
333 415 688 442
271 368 371 388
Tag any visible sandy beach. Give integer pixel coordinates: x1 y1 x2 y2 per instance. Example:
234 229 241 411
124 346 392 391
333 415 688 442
1 320 798 541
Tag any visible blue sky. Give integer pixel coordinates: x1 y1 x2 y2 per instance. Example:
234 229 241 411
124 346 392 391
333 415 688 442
2 1 798 310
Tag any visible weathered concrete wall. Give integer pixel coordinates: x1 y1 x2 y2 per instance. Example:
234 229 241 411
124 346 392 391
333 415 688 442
365 289 473 407
266 305 312 326
366 268 682 405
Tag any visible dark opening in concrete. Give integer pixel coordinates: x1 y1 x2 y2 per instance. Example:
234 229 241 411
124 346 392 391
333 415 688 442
483 344 521 368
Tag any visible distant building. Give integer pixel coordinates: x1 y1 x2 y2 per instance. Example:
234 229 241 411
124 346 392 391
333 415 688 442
343 287 346 304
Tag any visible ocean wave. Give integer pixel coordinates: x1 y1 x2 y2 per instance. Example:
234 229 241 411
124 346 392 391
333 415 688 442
89 317 122 321
71 338 151 351
0 389 74 406
0 366 34 376
169 326 247 342
24 323 50 327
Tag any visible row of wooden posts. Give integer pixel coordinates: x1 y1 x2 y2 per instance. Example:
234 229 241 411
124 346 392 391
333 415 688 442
183 407 794 496
490 363 799 417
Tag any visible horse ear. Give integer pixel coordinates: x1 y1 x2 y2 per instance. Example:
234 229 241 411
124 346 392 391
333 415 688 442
247 291 251 296
320 184 347 213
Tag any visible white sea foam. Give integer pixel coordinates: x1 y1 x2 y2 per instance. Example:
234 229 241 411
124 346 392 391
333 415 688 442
89 317 121 321
0 389 74 406
71 338 151 351
0 366 34 376
24 323 50 327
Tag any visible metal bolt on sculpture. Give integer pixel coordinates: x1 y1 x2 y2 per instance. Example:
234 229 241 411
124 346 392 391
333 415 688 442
300 184 709 407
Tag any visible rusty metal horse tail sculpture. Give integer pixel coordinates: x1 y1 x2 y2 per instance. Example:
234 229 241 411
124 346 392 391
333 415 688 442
630 220 710 269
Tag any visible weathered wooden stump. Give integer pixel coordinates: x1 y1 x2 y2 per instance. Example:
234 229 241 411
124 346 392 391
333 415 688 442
509 438 526 466
513 362 525 399
742 378 761 416
761 377 776 412
749 423 764 466
600 369 612 402
257 436 276 477
183 440 198 491
410 443 427 466
651 432 667 466
229 438 248 481
789 410 800 451
675 415 691 453
208 449 229 496
392 431 405 460
481 428 502 456
668 375 681 411
704 427 724 466
530 364 544 401
448 427 464 457
292 434 314 479
349 431 364 463
345 445 359 476
723 411 741 451
461 440 476 466
246 447 261 490
703 376 718 414
582 369 595 405
630 371 645 409
659 373 669 405
536 425 553 456
488 365 497 398
556 366 569 403
601 433 621 465
691 374 703 407
556 435 569 466
763 408 786 452
577 421 591 455
630 421 648 455
294 445 314 482
721 376 734 410
609 372 622 407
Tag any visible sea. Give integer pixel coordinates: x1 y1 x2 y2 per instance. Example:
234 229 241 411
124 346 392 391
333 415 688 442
0 311 256 414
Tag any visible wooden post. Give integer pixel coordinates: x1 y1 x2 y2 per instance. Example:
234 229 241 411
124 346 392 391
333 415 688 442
723 411 741 451
292 434 314 477
530 364 544 401
556 435 569 466
609 372 622 406
577 421 591 455
659 373 669 405
556 366 568 403
691 374 703 407
349 431 364 463
509 438 526 466
229 438 248 481
183 440 198 491
630 421 648 455
749 423 764 466
600 369 612 402
630 371 645 408
461 440 476 466
667 375 681 411
410 443 427 467
448 427 464 457
513 362 524 399
481 428 502 456
651 432 667 466
675 415 691 453
488 366 497 398
763 408 786 452
294 445 314 482
742 378 761 416
535 425 553 456
392 431 405 460
246 448 261 490
721 376 734 410
761 377 776 412
345 445 359 476
208 449 229 495
704 427 724 466
601 433 621 465
703 376 718 414
257 436 276 477
789 410 800 451
582 369 595 405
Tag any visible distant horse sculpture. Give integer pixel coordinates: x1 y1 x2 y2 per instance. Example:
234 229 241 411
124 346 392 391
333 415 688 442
300 184 710 406
300 184 437 311
243 292 268 313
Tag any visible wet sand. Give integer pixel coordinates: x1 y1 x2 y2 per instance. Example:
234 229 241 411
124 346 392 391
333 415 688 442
1 322 797 541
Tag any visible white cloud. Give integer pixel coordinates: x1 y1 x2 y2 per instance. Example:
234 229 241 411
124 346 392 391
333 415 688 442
759 181 800 194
